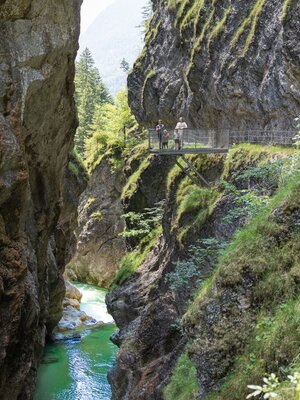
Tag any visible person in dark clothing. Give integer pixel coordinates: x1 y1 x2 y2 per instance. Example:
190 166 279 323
162 130 169 149
156 119 165 149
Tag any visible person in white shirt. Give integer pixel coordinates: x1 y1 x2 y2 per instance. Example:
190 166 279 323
174 117 188 149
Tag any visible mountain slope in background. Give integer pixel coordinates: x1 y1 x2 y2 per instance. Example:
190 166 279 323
79 0 147 95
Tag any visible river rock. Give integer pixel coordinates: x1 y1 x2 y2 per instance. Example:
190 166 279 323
57 306 97 332
56 303 106 334
65 280 82 301
63 298 80 309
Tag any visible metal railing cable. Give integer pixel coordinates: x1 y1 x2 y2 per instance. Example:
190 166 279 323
148 128 297 151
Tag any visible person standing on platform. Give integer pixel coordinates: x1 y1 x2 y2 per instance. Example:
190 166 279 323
174 117 188 149
162 130 170 149
156 119 165 150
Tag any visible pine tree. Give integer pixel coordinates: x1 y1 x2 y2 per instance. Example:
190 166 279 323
74 48 112 157
140 1 153 35
120 58 130 73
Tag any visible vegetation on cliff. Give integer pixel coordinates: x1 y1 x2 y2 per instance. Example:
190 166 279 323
163 352 199 400
162 146 300 400
105 137 300 400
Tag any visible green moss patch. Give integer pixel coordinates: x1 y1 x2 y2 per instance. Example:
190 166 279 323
230 0 266 59
163 352 199 400
111 226 162 288
122 156 152 202
68 148 89 181
281 0 293 21
91 211 103 221
183 168 300 399
222 144 296 181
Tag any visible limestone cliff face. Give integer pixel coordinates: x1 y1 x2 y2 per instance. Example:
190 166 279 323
66 155 126 288
128 0 300 143
107 148 300 400
0 1 81 398
106 154 231 400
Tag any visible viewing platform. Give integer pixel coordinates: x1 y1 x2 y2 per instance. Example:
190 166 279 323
148 128 297 155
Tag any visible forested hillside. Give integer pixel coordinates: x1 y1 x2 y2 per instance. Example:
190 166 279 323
79 0 148 95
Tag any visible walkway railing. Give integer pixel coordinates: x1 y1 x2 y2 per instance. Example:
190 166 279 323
228 129 296 146
148 128 297 154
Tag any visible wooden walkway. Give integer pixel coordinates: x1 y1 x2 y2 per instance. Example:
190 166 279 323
146 128 298 186
148 128 297 155
150 148 228 155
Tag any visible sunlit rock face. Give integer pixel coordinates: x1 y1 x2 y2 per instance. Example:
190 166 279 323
65 155 127 288
128 0 300 142
0 0 81 398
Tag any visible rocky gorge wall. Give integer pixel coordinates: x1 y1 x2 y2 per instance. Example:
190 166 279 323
0 1 81 398
65 153 126 288
108 1 300 399
107 152 228 400
128 0 300 144
65 142 175 288
107 146 300 400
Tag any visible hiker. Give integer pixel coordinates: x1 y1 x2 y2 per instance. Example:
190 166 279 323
155 119 165 149
174 130 180 150
174 117 188 149
162 130 170 149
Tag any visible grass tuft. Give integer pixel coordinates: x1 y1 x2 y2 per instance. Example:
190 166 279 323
111 226 162 288
230 0 266 57
121 156 152 202
163 352 199 400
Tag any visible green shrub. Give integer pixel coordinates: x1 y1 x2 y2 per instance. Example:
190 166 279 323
184 170 300 400
235 159 285 191
165 238 226 292
68 148 88 180
121 201 165 241
123 141 149 174
221 190 270 226
222 144 295 181
111 226 162 288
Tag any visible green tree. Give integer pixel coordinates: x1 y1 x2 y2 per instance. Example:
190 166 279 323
85 89 139 166
141 1 153 34
120 58 130 73
91 88 137 137
74 47 111 157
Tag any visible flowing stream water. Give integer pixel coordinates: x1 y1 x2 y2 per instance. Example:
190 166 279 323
35 283 117 400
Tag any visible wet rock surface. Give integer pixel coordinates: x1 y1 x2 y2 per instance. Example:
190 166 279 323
0 0 81 398
53 282 104 341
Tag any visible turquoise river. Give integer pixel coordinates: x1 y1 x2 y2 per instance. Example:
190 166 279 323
35 283 117 400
